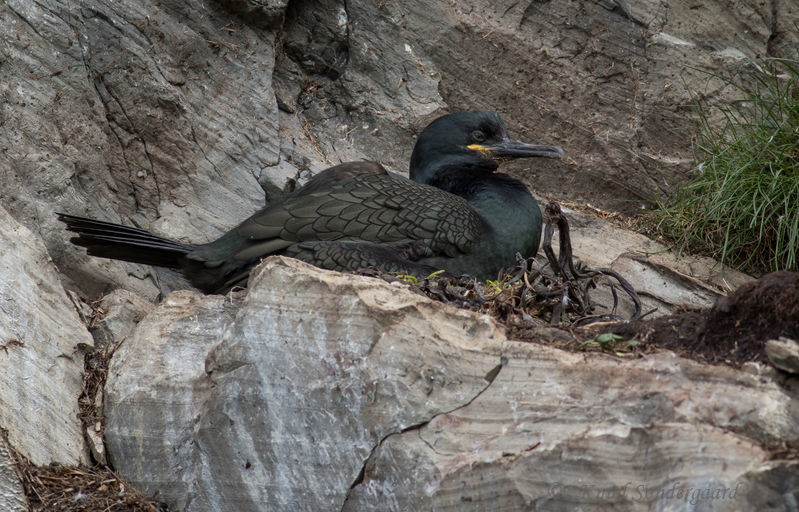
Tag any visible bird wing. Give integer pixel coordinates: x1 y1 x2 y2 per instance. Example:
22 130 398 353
232 173 487 262
287 161 390 198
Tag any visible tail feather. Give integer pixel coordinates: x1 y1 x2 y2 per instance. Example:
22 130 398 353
57 213 192 269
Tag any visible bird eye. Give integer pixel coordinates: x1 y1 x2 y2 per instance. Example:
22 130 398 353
471 130 487 143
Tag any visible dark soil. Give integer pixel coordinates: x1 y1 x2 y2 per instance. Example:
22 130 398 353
601 271 799 365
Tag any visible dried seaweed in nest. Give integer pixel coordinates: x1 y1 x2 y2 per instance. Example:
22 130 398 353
538 201 643 326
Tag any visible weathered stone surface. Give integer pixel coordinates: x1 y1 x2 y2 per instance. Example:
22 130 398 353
344 347 798 511
0 207 91 466
1 0 275 299
217 0 289 29
105 257 504 511
4 0 797 507
0 436 27 512
766 337 799 375
104 257 798 512
562 206 753 318
104 290 240 508
282 0 799 214
90 289 155 347
86 425 106 466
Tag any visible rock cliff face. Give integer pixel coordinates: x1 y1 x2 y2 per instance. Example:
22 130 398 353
1 0 798 510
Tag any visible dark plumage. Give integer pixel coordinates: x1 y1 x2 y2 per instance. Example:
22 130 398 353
59 111 562 293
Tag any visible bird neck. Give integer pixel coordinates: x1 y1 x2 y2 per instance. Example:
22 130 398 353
421 162 528 200
410 154 499 186
414 160 498 192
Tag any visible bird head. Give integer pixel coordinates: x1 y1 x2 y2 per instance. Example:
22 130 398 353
409 111 563 185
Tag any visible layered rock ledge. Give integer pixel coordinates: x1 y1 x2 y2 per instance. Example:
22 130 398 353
103 257 798 511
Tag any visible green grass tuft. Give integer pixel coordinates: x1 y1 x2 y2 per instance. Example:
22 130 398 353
654 58 799 274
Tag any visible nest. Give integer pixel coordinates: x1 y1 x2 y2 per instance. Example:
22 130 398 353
384 201 643 328
14 458 167 512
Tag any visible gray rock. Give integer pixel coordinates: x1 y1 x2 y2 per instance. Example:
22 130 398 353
105 257 503 511
0 206 91 466
104 257 798 512
344 348 797 511
1 0 275 298
561 205 753 318
3 0 797 504
104 290 241 510
90 289 155 347
216 0 289 29
765 337 799 374
86 425 106 466
279 0 799 213
0 436 27 512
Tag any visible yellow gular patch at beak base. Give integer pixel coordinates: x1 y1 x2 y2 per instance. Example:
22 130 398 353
467 143 494 158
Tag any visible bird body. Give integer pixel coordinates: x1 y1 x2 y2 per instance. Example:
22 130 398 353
59 111 562 293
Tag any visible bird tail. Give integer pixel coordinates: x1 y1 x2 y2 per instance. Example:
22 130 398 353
57 213 192 269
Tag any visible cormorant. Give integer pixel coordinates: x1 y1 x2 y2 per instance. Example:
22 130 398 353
58 111 563 293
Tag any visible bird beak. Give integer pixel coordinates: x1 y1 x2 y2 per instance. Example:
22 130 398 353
468 139 564 160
